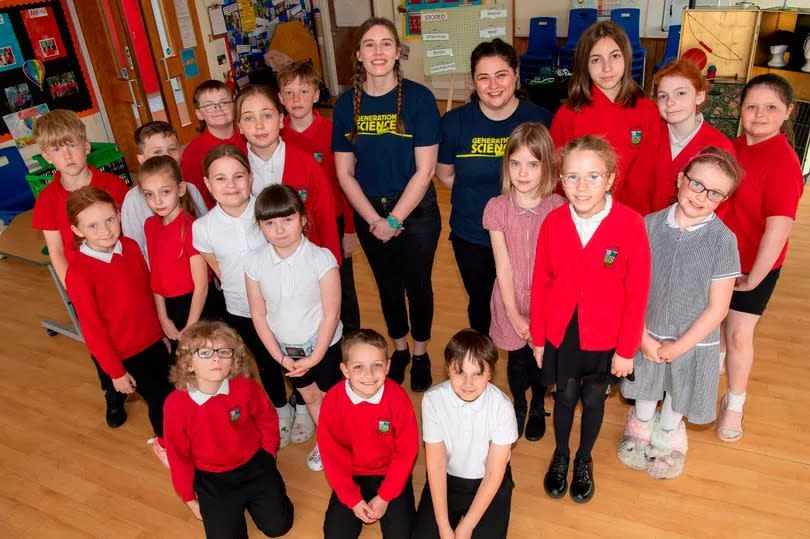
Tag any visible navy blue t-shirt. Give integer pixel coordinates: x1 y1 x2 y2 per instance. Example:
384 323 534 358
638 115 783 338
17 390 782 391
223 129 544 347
332 79 441 198
439 99 552 245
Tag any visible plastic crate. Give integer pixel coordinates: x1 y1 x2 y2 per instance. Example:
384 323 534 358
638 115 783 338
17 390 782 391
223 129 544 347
26 142 132 199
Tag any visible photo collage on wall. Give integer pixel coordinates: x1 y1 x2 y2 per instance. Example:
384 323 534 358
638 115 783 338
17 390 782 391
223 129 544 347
0 1 93 144
219 0 313 87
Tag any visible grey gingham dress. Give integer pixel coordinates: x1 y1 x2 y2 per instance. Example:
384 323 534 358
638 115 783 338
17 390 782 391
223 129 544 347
621 205 740 424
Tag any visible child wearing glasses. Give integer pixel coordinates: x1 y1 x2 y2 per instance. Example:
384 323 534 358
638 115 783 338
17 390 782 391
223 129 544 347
620 148 741 479
181 80 246 209
530 135 650 503
163 320 294 537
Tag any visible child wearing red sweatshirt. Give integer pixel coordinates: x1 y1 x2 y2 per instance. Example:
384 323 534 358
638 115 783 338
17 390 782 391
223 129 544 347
163 320 294 538
317 329 418 539
530 135 650 503
64 187 173 464
181 80 246 209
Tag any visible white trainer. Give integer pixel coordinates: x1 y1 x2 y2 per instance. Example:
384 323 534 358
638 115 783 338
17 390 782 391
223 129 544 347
278 412 293 449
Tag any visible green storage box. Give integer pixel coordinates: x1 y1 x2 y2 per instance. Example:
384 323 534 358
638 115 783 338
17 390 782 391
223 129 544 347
26 142 132 199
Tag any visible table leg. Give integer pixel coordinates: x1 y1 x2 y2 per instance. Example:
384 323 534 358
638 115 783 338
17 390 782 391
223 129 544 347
42 263 83 342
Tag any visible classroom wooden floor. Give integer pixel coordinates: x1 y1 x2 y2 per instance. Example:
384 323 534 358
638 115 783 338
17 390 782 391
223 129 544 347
1 184 809 538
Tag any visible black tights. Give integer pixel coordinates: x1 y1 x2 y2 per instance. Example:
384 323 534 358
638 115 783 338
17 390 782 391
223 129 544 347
553 378 609 460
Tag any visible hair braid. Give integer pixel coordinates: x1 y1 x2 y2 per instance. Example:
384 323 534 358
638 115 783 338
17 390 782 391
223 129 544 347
394 59 405 134
350 62 366 142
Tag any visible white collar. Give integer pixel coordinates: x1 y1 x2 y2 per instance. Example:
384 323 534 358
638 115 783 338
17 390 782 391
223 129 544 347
188 378 230 406
345 379 385 404
669 114 704 148
79 240 123 263
570 193 613 225
448 381 487 410
665 202 715 231
267 236 306 265
248 138 285 167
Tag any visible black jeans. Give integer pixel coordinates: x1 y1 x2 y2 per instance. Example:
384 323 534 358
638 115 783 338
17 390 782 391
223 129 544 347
412 465 514 538
337 215 361 334
121 340 173 438
450 235 496 335
323 475 415 539
354 184 441 342
195 449 294 539
224 313 288 409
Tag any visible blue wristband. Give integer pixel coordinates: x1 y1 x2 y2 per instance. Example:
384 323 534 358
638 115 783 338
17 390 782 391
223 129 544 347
386 215 403 229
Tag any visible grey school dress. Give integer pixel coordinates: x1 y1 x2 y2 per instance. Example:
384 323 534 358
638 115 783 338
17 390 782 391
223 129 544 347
621 205 740 424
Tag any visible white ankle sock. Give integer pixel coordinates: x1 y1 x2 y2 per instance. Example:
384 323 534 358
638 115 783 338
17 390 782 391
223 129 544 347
726 391 746 413
719 351 726 369
635 400 657 422
659 393 683 431
276 403 293 419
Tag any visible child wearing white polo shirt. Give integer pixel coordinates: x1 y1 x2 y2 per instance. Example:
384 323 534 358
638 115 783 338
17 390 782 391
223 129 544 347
192 144 294 443
413 329 518 538
245 184 343 471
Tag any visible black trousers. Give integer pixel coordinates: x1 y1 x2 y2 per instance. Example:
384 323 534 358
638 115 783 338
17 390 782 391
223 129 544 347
92 356 115 392
164 281 226 331
323 475 415 539
225 313 288 409
412 465 514 538
121 340 173 438
195 449 294 539
354 185 441 342
450 235 496 335
337 215 361 334
507 345 545 412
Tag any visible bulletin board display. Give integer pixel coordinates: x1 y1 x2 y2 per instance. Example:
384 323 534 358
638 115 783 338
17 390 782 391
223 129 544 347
401 0 482 40
420 3 510 76
220 0 313 87
0 0 95 142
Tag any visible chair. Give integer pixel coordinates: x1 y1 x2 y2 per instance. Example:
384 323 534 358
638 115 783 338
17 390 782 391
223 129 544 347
520 17 558 84
611 8 647 85
559 8 598 70
655 24 681 72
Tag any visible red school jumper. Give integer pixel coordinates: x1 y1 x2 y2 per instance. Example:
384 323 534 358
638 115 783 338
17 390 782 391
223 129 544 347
530 201 651 359
163 376 280 501
180 129 247 209
550 86 660 214
65 237 163 378
281 143 341 263
317 379 418 508
31 166 129 262
648 119 735 214
282 111 355 234
144 209 200 297
718 133 803 274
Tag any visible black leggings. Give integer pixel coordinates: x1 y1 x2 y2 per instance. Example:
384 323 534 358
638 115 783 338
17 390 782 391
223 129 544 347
553 378 609 460
507 345 545 412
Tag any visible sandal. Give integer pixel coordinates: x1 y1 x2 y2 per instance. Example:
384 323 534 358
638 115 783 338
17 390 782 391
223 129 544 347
715 393 743 443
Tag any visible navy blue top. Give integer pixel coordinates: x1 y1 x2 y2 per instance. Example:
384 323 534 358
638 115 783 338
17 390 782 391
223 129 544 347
439 99 552 246
332 79 441 198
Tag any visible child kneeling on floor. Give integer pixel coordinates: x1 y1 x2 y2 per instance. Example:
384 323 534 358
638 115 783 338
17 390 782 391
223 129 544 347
163 320 294 538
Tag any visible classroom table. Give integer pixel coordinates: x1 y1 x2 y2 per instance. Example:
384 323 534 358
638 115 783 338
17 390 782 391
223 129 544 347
0 210 83 342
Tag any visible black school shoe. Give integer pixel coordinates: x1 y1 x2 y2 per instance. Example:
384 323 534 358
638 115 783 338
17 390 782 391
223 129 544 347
570 456 595 503
524 409 546 441
388 349 410 384
105 389 127 428
514 404 527 439
543 452 569 499
410 353 432 392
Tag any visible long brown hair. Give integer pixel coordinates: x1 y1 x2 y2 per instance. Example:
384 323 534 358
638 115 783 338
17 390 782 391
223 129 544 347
349 17 405 141
66 186 118 247
203 143 251 178
234 84 283 122
501 122 557 198
567 21 642 111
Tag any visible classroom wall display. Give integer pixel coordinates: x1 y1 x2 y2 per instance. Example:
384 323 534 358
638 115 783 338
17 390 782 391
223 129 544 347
572 0 640 18
0 0 95 140
219 0 314 87
420 3 509 76
402 0 482 40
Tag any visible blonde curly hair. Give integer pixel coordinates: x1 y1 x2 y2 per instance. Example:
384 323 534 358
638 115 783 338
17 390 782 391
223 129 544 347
170 320 260 391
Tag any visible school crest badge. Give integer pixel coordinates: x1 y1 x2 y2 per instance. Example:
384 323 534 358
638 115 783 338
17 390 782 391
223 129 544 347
298 189 308 202
603 248 619 266
229 408 241 423
630 129 642 146
313 152 323 164
377 419 391 434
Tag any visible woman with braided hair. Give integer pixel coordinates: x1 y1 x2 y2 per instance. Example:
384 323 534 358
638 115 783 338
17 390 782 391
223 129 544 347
332 17 441 393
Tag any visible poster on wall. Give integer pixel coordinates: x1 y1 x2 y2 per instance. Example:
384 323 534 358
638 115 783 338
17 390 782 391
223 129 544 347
0 0 95 138
3 103 49 148
220 0 313 88
401 0 481 39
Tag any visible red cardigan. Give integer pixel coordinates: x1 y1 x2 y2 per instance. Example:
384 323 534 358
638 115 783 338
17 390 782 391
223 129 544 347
317 379 418 508
282 111 355 234
281 143 341 263
648 120 735 214
163 376 280 502
65 237 163 378
530 202 651 359
550 86 661 213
